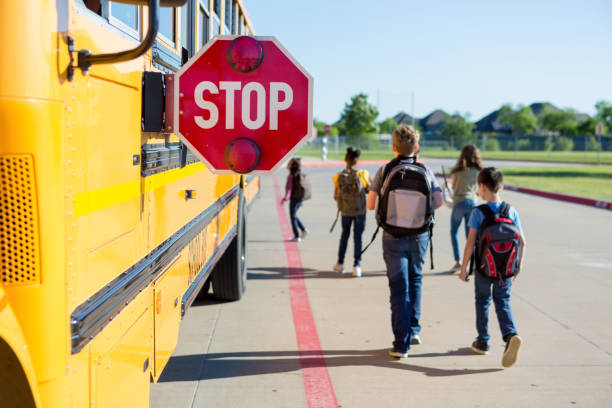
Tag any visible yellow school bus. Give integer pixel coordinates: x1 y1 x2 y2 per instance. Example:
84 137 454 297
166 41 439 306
0 0 260 406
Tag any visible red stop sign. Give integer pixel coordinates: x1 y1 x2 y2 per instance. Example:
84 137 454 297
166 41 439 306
173 35 313 174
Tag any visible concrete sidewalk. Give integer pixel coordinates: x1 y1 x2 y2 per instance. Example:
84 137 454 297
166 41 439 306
151 165 612 407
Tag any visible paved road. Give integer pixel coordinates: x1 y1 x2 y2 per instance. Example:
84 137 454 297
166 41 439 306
151 163 612 407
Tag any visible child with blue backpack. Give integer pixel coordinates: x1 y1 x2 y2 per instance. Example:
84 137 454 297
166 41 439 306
459 167 527 368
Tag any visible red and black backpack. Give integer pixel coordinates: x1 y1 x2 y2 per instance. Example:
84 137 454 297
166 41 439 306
470 202 522 280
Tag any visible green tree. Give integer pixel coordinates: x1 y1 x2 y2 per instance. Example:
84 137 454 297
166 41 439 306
554 136 574 151
378 117 398 134
595 100 612 133
441 114 475 148
338 93 379 138
313 118 326 137
540 109 578 135
577 117 597 135
498 104 537 135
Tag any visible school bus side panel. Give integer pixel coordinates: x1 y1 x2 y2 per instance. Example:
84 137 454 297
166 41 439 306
69 6 144 312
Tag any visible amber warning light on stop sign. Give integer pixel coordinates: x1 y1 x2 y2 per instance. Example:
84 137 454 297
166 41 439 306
174 35 314 175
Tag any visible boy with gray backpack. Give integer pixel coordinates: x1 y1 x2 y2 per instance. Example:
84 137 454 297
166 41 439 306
332 147 371 277
366 125 443 358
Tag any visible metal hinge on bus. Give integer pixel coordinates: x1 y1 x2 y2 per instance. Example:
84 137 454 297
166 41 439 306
66 36 93 82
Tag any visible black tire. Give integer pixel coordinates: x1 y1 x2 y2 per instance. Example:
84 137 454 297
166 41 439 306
211 191 247 301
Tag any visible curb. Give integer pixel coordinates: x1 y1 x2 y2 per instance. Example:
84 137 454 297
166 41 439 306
302 160 388 167
303 161 612 212
434 171 612 212
502 184 612 211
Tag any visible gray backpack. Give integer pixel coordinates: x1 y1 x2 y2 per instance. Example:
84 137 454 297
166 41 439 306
335 169 366 216
362 156 436 269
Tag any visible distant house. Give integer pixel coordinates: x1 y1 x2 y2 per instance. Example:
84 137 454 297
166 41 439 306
393 111 415 125
529 102 558 116
474 110 511 133
419 109 452 133
474 102 590 133
392 109 454 133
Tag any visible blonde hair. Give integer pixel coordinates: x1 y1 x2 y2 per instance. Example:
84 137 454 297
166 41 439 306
392 124 420 156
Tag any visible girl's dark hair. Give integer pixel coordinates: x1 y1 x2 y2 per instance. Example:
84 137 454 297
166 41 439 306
344 147 361 165
451 144 484 174
289 157 301 175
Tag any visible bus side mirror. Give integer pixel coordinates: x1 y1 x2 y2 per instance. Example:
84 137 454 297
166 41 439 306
113 0 188 6
68 0 188 81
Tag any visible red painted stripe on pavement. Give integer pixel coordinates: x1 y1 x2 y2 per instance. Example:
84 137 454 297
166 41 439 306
273 176 338 408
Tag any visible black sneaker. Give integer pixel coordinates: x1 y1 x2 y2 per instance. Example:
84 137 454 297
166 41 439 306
502 335 522 368
471 340 490 355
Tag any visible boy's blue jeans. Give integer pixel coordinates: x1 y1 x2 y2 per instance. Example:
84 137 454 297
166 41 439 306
382 232 429 353
450 199 476 262
337 214 366 266
474 272 518 343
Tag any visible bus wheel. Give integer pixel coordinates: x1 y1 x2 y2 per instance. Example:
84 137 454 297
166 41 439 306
211 193 247 300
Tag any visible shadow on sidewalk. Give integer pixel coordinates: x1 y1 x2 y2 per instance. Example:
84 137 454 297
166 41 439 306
158 348 502 383
248 267 386 280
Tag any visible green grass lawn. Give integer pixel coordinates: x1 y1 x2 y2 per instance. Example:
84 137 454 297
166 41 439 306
500 166 612 202
299 145 612 165
300 146 612 201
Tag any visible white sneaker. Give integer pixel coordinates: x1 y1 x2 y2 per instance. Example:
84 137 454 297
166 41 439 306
352 265 362 277
288 236 301 242
388 349 408 359
332 263 344 273
301 229 309 239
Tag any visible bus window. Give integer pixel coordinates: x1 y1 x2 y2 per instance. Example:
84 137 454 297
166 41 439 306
199 6 210 50
232 1 238 34
224 0 232 32
158 7 176 45
180 4 187 48
211 0 220 35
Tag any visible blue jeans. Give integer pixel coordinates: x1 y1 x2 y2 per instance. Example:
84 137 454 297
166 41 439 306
289 199 305 238
450 199 476 262
382 232 429 353
337 214 366 266
474 272 518 343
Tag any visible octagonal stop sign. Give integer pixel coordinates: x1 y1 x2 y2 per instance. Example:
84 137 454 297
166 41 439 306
174 35 313 174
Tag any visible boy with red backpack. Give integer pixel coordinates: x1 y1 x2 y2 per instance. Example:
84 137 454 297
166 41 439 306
459 167 527 368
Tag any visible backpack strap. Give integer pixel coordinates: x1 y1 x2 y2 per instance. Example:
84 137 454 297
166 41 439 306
360 225 380 256
329 209 340 233
429 224 434 270
499 201 511 218
478 203 495 220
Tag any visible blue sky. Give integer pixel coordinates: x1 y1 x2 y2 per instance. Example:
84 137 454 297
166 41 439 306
243 0 612 124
